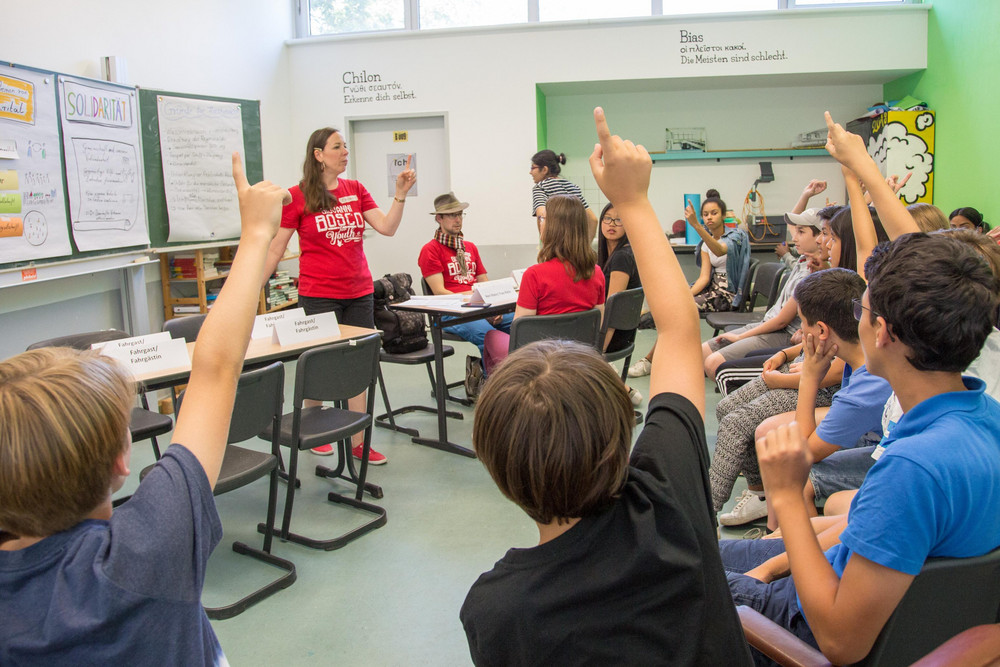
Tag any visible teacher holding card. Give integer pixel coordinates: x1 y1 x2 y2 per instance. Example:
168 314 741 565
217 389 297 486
262 127 416 464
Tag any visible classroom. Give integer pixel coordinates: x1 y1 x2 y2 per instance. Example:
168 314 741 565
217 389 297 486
3 0 998 664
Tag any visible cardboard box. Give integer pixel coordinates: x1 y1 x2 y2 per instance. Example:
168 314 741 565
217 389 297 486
847 110 935 204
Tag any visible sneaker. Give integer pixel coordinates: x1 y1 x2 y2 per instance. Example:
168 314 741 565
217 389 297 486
465 355 484 399
310 444 335 456
628 386 643 407
719 489 768 526
353 444 387 465
627 357 652 378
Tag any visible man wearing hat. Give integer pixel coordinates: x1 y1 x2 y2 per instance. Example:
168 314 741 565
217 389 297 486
418 192 513 397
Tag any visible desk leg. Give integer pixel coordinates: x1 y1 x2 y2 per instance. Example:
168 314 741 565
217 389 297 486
410 316 476 458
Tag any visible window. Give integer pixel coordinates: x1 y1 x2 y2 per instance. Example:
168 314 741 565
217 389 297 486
538 0 651 22
309 0 405 36
420 0 526 29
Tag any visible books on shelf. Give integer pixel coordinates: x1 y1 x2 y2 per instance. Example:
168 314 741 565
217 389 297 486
264 270 299 309
169 250 223 278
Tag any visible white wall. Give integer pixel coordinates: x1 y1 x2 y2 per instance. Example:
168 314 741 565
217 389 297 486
0 0 295 359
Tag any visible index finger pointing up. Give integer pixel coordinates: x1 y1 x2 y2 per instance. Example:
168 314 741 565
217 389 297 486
594 107 612 145
824 111 836 131
405 154 412 170
231 151 249 191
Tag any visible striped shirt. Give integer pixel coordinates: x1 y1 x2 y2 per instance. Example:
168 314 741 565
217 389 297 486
531 178 590 215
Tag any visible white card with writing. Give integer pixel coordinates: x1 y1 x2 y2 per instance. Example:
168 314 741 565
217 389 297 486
92 331 171 352
251 307 306 339
271 311 340 346
99 337 191 375
469 277 518 306
510 268 527 289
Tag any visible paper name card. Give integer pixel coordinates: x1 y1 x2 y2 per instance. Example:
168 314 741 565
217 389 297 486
99 337 191 376
271 311 340 345
251 307 306 339
510 268 527 289
92 331 171 352
469 277 518 306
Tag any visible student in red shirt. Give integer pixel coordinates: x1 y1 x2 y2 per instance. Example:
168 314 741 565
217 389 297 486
262 127 416 465
483 195 605 374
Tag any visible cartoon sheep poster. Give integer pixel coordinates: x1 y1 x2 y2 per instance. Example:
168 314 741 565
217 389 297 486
848 110 935 205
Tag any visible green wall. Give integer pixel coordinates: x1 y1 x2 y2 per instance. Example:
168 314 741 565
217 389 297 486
884 0 1000 221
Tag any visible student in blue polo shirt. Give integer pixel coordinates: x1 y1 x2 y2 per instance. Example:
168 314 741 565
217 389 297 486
719 232 1000 666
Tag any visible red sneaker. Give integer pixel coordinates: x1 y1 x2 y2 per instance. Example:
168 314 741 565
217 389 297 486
353 444 387 465
309 444 335 456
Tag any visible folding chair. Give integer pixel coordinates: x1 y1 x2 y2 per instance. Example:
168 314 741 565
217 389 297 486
260 332 387 551
737 546 1000 667
375 344 464 438
142 361 296 620
419 276 475 405
600 287 646 381
508 308 603 353
27 329 173 460
705 262 787 335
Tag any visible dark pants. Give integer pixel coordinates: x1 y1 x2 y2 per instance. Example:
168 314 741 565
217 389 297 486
299 293 375 328
719 538 820 667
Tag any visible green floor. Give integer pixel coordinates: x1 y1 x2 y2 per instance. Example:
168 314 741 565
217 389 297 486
120 324 753 665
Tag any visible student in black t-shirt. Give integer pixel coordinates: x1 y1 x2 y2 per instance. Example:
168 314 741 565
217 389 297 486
460 108 751 667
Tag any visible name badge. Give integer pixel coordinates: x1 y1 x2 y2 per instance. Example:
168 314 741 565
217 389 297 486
251 307 306 339
99 337 191 376
93 331 172 352
271 311 340 345
510 268 527 289
469 277 518 306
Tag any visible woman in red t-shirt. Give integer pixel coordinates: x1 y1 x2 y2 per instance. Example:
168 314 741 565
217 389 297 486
262 127 416 464
483 196 605 373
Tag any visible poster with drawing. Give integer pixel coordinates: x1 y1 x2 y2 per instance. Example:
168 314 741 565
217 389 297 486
59 76 149 251
0 63 72 264
157 95 243 242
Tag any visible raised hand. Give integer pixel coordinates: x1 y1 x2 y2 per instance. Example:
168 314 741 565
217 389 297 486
588 107 651 209
803 179 828 198
886 172 912 195
395 154 417 195
232 151 289 242
824 111 869 171
685 201 698 225
755 422 813 501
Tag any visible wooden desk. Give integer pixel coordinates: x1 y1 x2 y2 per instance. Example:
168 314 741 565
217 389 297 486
389 301 516 458
133 324 381 390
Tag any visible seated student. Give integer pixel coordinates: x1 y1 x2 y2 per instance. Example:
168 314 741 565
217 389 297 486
950 206 990 234
418 191 514 397
0 155 287 664
461 108 752 666
775 179 829 268
597 201 643 406
482 195 605 375
702 210 824 381
720 116 1000 666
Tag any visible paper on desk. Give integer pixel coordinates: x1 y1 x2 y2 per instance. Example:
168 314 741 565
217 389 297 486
406 295 467 308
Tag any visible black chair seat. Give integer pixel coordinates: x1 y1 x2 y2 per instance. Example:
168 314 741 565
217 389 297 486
264 405 372 451
704 311 763 331
214 446 277 495
129 407 173 440
379 343 454 365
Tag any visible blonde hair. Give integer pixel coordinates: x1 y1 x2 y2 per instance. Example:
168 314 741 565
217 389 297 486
0 348 133 537
907 203 949 233
538 196 596 281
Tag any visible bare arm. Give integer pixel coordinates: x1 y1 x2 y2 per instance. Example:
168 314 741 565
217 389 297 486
759 424 913 664
172 153 288 489
824 112 918 241
722 297 798 342
746 514 849 582
603 270 631 350
585 207 598 244
363 154 416 237
424 273 449 295
260 226 295 289
590 107 704 416
689 251 713 296
842 165 878 281
795 333 844 462
791 179 828 215
688 203 727 257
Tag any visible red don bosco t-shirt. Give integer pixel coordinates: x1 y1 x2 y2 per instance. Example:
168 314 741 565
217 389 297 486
281 180 378 299
517 258 605 315
417 240 487 293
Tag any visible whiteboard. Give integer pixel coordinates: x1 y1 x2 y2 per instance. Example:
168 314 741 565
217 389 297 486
59 75 149 251
0 64 72 263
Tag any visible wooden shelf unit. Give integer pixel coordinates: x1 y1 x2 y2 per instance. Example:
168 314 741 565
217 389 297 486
160 247 300 320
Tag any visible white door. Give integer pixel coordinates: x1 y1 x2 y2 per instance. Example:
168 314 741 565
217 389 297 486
347 114 449 289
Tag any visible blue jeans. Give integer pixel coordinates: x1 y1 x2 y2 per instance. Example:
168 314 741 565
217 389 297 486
441 312 513 357
809 444 878 502
719 539 819 667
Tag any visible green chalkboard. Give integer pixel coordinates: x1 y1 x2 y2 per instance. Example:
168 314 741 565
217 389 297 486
138 88 263 248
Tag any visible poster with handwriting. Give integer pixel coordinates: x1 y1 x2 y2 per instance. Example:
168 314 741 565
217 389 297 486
157 95 243 242
59 76 149 251
0 63 72 264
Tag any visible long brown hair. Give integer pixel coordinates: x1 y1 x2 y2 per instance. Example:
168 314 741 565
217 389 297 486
538 195 596 281
300 127 339 213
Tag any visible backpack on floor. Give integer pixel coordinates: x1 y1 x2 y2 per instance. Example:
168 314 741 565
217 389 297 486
372 273 428 354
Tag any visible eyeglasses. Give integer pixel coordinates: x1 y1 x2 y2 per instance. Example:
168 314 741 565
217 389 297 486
852 298 880 322
601 216 623 227
529 165 540 171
